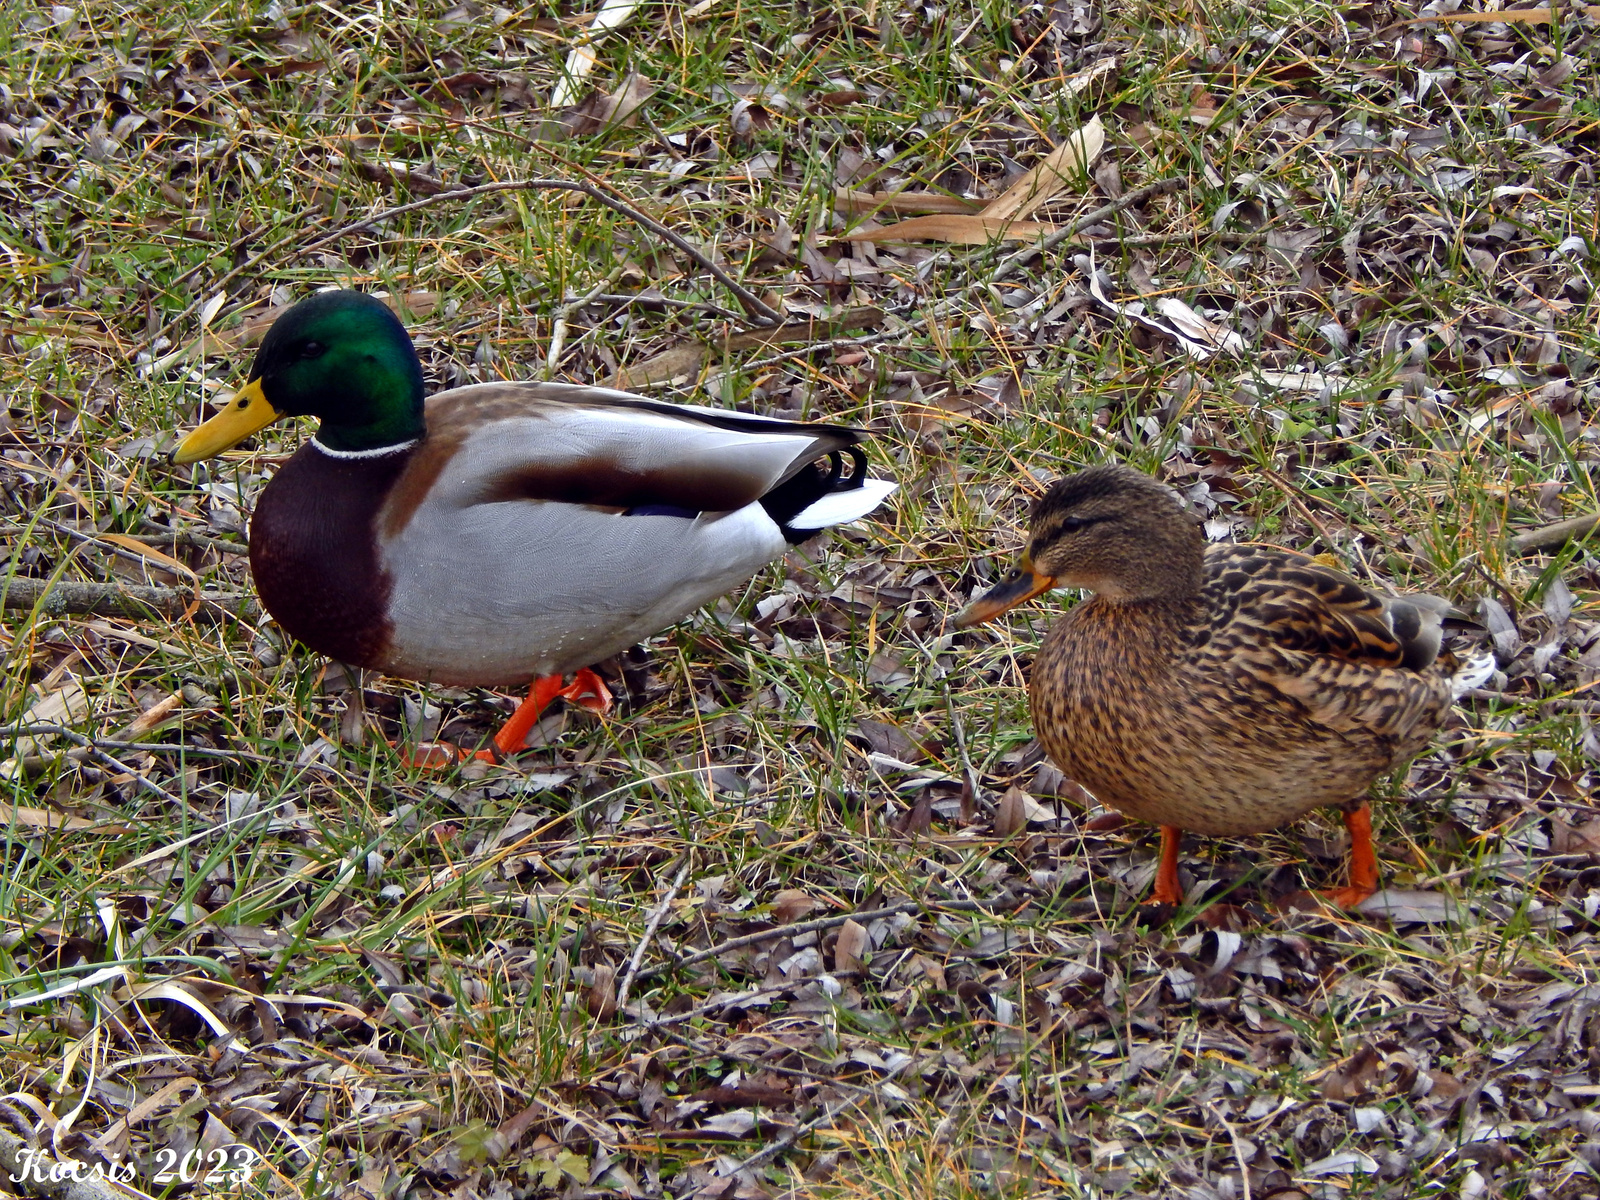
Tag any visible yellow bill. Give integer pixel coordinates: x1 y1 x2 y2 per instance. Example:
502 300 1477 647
172 379 283 464
953 553 1056 627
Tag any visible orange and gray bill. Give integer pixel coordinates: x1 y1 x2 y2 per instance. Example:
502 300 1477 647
953 555 1056 627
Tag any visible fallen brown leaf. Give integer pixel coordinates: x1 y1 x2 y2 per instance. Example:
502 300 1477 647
843 214 1058 245
980 115 1105 222
833 918 869 973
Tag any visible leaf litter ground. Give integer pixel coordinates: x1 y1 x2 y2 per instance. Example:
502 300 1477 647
3 0 1600 1197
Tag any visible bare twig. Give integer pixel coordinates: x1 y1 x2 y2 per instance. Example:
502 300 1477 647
0 725 280 770
944 685 989 813
615 860 688 1014
1208 1102 1255 1200
134 527 250 556
574 292 746 321
24 516 203 582
0 578 258 621
75 742 184 808
1509 512 1600 554
989 177 1188 283
723 1097 858 1176
633 897 997 984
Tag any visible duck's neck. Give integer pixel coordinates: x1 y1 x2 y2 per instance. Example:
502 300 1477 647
1086 533 1204 604
314 408 426 455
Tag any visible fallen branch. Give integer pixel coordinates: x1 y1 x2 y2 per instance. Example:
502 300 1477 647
989 176 1187 283
0 578 258 622
0 525 247 556
149 176 782 351
633 897 1002 984
1509 512 1600 555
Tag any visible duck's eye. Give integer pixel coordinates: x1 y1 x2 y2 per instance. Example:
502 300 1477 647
299 340 327 360
1059 516 1088 533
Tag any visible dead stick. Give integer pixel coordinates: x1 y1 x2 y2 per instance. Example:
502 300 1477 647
632 897 997 984
990 177 1187 282
1509 512 1600 555
148 177 782 345
0 578 258 621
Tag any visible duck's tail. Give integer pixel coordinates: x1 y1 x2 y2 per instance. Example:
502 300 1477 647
762 446 898 541
1448 647 1496 699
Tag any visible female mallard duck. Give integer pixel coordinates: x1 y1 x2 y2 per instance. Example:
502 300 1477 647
956 464 1455 908
174 290 896 757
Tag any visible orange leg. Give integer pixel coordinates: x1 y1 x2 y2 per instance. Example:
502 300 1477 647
397 670 614 767
1147 825 1184 905
1322 802 1379 909
491 668 613 757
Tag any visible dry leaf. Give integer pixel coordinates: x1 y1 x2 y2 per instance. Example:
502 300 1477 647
1356 889 1469 924
608 344 707 390
995 785 1030 837
1088 263 1244 360
551 0 643 108
1063 57 1117 96
772 888 821 923
981 115 1105 222
1323 1042 1382 1101
1153 297 1246 356
833 918 869 973
1302 1150 1379 1177
561 72 654 136
894 789 934 835
1552 817 1600 855
20 682 88 726
1 682 90 771
586 965 617 1018
843 214 1057 245
833 188 982 217
123 691 183 739
1 805 103 832
901 391 986 435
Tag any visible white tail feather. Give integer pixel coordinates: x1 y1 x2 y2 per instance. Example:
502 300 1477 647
1450 649 1495 699
787 479 898 530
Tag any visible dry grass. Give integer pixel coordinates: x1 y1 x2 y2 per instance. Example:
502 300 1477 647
3 0 1600 1197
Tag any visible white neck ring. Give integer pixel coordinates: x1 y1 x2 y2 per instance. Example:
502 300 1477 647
309 437 420 460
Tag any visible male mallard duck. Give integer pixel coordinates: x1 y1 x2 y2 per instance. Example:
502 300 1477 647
174 290 896 757
956 464 1456 908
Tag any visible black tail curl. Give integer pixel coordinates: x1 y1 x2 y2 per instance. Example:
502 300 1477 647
760 446 869 542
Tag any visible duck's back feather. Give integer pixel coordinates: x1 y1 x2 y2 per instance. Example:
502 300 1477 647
352 382 890 684
383 382 865 539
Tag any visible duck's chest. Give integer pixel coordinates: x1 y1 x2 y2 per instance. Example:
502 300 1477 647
1026 600 1206 790
249 443 411 668
1029 601 1180 727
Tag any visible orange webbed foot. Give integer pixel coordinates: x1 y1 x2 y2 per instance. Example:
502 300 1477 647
1320 803 1379 910
492 670 614 757
560 667 613 715
388 670 616 767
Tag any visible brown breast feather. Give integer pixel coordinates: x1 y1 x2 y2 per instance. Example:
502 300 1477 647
251 443 411 668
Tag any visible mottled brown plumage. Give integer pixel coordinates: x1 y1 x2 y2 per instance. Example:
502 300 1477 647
957 464 1453 906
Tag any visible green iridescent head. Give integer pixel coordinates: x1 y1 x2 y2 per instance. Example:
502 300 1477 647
173 290 426 462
